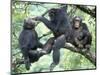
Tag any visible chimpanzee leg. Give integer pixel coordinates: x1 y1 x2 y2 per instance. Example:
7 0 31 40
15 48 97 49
35 37 55 58
28 50 40 62
21 48 31 70
28 37 55 63
42 37 55 54
50 35 66 71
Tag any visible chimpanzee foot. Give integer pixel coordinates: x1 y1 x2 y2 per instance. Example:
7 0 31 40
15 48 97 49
85 45 91 50
82 49 89 53
29 50 47 57
50 63 57 71
24 58 31 70
38 50 47 56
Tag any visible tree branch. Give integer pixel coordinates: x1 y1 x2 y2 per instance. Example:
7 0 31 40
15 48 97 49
14 43 96 67
64 43 96 66
76 5 96 18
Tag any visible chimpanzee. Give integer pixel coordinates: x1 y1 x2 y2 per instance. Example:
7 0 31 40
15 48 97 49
71 16 92 50
34 5 72 71
19 18 45 70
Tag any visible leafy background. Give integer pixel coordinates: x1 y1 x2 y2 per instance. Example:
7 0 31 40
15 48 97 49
11 1 96 74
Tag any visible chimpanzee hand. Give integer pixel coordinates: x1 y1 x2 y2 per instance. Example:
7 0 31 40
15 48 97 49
34 16 43 21
85 44 91 50
78 44 83 49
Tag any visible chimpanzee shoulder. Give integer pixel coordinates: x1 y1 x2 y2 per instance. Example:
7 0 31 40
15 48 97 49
81 22 89 31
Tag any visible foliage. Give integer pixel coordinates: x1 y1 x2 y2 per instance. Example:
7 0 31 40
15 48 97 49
11 1 96 74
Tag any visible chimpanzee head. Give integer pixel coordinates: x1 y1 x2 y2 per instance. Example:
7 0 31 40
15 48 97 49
48 8 61 21
49 8 58 17
72 16 82 29
23 18 36 29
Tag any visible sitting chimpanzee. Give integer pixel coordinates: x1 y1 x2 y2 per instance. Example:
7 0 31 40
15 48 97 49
71 16 92 50
19 18 45 70
34 5 72 71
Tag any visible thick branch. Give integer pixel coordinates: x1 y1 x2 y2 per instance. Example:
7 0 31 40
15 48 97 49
14 43 96 67
64 43 96 66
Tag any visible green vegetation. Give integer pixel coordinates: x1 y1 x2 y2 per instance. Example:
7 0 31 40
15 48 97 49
11 1 96 74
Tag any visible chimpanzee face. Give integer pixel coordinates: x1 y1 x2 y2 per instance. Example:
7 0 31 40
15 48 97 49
24 18 35 29
74 20 80 28
73 16 82 29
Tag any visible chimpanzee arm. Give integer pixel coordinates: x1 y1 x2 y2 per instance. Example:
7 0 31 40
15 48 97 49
82 23 89 31
55 18 62 31
19 31 33 70
42 37 55 54
35 16 56 31
55 8 68 31
81 32 92 45
74 37 83 48
19 31 32 58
